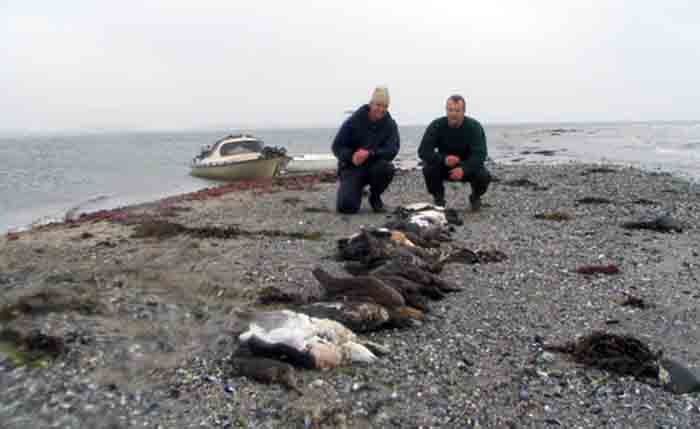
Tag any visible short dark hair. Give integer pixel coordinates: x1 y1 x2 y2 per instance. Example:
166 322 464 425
446 94 466 109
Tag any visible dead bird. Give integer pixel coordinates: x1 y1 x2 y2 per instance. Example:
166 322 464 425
295 301 390 333
385 306 425 329
622 213 683 233
233 356 304 394
386 203 454 242
337 228 441 273
245 335 316 369
238 309 378 368
312 268 405 309
374 275 433 312
371 261 461 294
439 248 479 265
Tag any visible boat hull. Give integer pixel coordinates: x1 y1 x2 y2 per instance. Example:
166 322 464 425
191 157 285 181
285 154 337 173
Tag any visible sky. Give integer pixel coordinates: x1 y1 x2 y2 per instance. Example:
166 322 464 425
1 1 699 132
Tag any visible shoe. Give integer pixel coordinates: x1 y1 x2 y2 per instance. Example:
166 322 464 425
470 197 482 212
433 195 446 208
369 194 386 213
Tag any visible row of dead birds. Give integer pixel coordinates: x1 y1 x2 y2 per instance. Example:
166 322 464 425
232 204 508 392
231 202 693 396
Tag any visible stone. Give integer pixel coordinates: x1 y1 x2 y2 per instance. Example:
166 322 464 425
659 358 700 394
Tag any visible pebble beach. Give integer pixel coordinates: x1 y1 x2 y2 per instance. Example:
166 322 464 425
1 162 700 428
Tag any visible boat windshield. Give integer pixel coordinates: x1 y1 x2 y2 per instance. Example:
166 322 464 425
219 140 264 156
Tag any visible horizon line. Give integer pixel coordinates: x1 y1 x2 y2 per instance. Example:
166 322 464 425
1 118 699 137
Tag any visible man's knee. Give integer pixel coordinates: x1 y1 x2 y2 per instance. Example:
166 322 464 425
464 166 491 182
473 167 492 185
370 160 395 178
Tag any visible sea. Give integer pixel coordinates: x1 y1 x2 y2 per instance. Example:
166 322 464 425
1 121 699 233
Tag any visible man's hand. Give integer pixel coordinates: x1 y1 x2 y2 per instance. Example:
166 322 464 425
352 148 370 166
449 167 464 181
445 155 460 168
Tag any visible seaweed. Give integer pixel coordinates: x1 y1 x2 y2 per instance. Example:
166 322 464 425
621 214 683 233
0 289 104 322
0 329 67 367
545 331 660 379
130 220 323 241
576 264 620 275
502 178 549 191
534 211 573 222
576 197 612 205
581 167 616 175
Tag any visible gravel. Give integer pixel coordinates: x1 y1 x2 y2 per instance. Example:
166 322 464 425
1 161 700 428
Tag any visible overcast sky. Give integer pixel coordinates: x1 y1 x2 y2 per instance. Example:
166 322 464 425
2 1 699 132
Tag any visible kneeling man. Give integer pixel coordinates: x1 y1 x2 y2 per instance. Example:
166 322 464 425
418 94 491 210
332 86 400 214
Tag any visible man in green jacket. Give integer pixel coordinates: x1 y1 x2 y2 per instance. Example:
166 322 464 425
418 94 492 211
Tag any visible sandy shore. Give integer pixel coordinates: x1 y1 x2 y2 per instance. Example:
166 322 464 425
1 162 700 428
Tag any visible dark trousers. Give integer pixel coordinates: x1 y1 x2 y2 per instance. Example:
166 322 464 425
422 163 492 202
336 160 395 214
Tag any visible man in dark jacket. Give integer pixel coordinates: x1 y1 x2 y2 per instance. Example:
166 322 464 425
418 94 491 211
332 87 400 214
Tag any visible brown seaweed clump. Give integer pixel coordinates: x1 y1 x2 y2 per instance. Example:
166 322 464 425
534 211 573 222
581 167 616 175
131 220 322 241
576 264 621 275
0 328 67 364
621 214 683 233
545 331 660 379
575 197 612 205
0 289 104 322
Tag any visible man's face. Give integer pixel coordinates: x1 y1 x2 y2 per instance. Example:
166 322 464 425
446 99 465 128
368 101 388 122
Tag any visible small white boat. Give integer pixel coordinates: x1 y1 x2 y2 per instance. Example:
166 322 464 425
190 134 288 181
285 153 337 173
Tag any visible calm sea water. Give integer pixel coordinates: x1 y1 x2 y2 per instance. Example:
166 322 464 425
1 121 699 233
